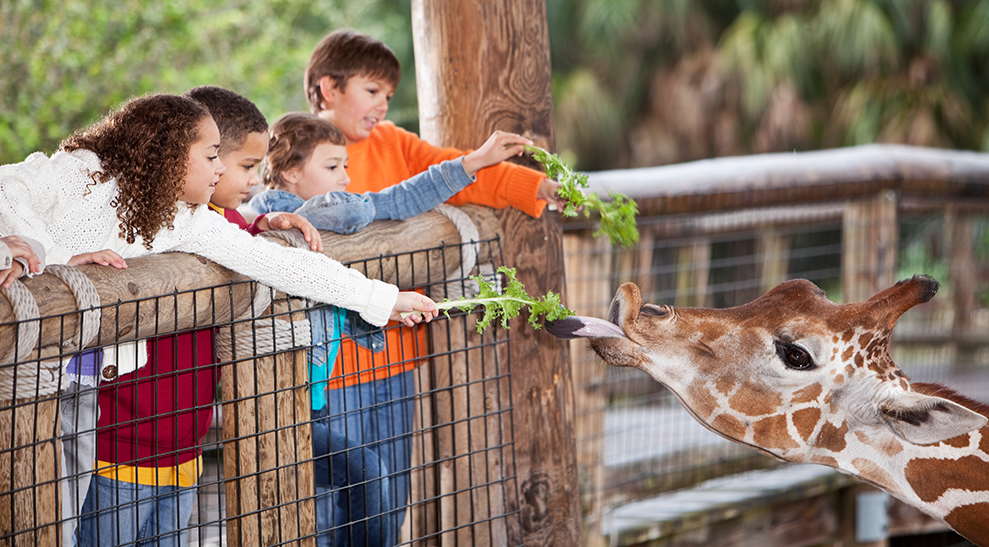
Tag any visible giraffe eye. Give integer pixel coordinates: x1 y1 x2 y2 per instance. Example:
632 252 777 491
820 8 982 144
776 342 814 370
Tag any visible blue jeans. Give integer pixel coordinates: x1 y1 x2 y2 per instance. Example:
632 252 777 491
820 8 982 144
312 409 395 546
324 370 415 540
77 474 195 547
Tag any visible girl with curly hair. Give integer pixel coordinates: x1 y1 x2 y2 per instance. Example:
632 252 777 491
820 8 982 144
0 93 437 546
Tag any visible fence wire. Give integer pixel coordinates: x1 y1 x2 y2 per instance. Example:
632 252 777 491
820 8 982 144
0 237 522 547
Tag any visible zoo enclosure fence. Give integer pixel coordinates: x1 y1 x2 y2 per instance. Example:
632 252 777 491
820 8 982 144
0 215 525 547
564 144 989 546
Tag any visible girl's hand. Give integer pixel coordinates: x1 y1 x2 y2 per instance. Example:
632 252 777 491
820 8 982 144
390 291 438 327
462 131 534 177
537 178 568 211
1 235 41 274
261 212 323 252
68 250 127 269
0 262 24 289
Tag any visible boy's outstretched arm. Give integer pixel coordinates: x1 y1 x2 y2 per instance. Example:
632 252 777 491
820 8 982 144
460 131 532 177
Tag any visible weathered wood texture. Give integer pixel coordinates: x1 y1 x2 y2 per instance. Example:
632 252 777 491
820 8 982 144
583 144 989 217
0 396 59 547
221 300 315 547
0 206 499 362
842 191 898 304
412 1 581 546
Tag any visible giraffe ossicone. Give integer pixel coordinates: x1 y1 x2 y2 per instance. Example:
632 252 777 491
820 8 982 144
548 275 989 546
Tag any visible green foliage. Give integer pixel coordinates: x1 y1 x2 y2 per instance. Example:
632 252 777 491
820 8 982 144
0 0 417 164
424 267 574 333
523 145 639 248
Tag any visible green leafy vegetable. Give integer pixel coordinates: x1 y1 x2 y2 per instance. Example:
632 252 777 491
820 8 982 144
403 266 574 333
523 144 640 248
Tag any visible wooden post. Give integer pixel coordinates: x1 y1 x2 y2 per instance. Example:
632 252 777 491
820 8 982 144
563 232 612 547
842 191 898 303
220 297 315 547
412 1 581 545
0 395 60 547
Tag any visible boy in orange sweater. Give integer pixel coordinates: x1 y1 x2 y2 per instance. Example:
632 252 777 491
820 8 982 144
303 28 567 539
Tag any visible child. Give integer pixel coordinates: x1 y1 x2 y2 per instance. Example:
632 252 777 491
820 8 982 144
0 93 437 547
302 28 567 538
250 111 532 546
185 87 396 546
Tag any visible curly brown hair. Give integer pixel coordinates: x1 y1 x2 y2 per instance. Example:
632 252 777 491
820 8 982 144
62 94 210 249
262 112 345 189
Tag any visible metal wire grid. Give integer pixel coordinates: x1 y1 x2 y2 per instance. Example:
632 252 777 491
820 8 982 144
0 237 523 547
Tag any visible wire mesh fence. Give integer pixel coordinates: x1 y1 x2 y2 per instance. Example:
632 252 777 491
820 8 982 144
564 145 989 544
0 236 523 547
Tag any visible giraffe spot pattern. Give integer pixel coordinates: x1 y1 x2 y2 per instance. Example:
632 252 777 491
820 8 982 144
816 420 849 453
753 414 800 450
687 382 717 421
854 430 902 457
730 385 782 417
792 407 821 442
791 383 822 404
852 458 897 494
905 455 989 503
942 432 971 449
715 375 735 396
810 454 838 468
945 503 989 546
712 414 747 441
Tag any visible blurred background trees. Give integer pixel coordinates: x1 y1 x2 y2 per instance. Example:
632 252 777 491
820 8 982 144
3 0 989 170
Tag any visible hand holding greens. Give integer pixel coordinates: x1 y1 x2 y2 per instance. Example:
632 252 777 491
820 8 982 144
402 266 574 333
524 145 639 248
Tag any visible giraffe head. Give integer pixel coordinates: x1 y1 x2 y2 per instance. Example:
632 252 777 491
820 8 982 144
549 275 987 463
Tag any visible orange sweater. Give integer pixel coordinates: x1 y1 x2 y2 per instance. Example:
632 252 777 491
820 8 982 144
327 121 547 389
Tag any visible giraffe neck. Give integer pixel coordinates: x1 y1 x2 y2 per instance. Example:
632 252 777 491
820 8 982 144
789 383 989 546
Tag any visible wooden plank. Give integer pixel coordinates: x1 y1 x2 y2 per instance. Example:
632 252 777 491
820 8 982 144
411 1 580 545
563 232 611 547
220 299 314 547
842 192 898 304
0 396 60 547
0 206 501 362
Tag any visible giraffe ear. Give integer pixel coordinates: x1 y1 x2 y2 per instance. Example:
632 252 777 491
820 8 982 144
879 392 988 445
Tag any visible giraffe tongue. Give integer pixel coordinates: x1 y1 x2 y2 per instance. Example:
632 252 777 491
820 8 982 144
544 316 626 340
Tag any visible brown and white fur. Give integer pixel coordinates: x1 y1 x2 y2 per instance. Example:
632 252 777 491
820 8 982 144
548 276 989 546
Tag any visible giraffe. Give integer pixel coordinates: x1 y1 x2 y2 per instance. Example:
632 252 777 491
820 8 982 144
547 275 989 546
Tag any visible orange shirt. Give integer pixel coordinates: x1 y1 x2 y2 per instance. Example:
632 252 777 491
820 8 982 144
326 121 547 389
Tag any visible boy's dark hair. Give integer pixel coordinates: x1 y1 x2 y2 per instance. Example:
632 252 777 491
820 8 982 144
183 86 268 154
304 29 401 114
62 94 210 249
263 112 346 189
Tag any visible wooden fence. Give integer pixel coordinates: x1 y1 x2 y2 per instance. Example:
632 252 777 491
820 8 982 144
0 204 574 547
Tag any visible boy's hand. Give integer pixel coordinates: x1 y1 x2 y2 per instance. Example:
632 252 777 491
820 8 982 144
537 178 569 211
0 235 41 275
0 262 24 289
462 131 534 177
391 291 438 327
68 250 127 269
261 212 323 252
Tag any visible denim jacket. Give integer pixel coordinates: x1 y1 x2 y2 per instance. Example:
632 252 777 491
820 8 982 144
250 157 475 409
248 156 475 234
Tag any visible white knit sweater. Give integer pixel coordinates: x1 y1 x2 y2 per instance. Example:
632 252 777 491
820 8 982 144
0 149 398 327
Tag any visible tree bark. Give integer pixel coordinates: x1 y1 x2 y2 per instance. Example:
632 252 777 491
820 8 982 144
412 1 580 544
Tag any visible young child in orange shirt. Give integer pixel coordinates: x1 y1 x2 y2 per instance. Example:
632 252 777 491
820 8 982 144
302 28 568 540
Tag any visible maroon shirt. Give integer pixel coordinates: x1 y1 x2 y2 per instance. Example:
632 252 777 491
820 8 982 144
94 205 264 467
